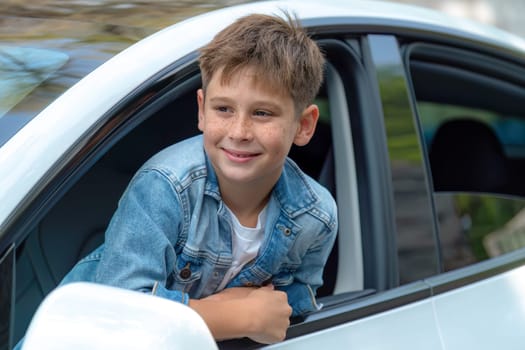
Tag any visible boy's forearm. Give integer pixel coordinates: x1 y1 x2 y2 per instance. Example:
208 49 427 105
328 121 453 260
189 298 252 341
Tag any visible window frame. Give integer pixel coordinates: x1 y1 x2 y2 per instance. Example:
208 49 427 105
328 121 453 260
0 244 14 350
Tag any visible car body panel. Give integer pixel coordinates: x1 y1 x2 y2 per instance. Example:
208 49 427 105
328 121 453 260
269 264 525 349
433 264 525 349
239 297 442 349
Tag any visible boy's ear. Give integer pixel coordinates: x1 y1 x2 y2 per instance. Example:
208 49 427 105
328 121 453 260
197 89 205 132
294 104 320 146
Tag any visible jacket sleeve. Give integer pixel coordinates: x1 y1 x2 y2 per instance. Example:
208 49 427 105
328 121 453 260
95 168 190 305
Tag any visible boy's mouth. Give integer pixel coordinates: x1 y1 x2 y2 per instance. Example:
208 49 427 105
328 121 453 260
222 148 261 162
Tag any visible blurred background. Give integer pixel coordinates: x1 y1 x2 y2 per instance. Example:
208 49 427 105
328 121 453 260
390 0 524 38
2 0 523 160
1 0 524 38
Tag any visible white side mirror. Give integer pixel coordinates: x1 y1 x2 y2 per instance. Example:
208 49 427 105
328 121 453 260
22 282 217 350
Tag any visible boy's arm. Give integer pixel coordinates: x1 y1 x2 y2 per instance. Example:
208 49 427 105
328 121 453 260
189 285 292 344
96 170 291 344
95 170 187 301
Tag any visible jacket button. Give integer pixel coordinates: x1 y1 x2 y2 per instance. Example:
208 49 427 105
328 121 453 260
283 228 291 236
245 282 254 287
179 263 191 279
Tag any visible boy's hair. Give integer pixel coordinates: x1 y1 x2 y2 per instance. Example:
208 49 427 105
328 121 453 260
198 12 325 113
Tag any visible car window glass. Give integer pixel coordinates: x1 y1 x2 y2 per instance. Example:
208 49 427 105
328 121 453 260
367 35 438 284
0 45 68 146
407 43 525 270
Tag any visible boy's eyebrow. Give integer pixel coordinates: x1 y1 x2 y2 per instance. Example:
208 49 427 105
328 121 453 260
208 96 284 112
208 96 234 104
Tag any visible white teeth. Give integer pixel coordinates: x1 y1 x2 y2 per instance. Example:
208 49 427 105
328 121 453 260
224 148 256 158
232 151 250 157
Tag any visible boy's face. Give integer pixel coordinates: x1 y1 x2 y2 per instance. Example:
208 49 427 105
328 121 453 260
197 66 319 189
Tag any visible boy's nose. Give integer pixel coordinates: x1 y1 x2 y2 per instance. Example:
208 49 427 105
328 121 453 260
228 114 253 141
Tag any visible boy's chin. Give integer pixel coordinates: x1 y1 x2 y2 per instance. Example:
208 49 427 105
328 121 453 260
218 168 279 187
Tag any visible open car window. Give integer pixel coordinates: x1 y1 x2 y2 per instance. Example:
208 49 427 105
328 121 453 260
11 37 368 346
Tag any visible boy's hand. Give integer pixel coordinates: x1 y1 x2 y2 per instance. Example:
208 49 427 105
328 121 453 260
244 284 292 344
190 284 292 344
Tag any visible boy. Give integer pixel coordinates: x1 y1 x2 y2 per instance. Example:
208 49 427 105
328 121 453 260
61 12 337 344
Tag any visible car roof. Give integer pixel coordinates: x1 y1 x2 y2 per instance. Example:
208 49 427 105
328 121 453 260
1 0 524 236
208 0 525 54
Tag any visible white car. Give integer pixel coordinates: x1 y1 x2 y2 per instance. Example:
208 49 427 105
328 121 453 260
2 0 525 349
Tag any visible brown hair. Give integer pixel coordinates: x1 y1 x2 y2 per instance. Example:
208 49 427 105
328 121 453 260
198 12 325 113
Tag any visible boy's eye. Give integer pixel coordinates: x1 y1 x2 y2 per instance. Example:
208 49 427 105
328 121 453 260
215 106 231 113
253 110 272 117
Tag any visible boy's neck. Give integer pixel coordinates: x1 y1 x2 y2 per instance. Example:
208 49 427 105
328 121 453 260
220 182 272 228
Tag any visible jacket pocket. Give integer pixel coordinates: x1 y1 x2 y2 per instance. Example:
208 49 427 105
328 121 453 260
171 257 203 294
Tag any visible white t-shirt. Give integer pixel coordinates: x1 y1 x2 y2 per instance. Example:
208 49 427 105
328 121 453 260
217 204 268 290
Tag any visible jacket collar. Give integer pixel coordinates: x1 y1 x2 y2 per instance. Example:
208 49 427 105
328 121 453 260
273 158 319 218
203 153 221 201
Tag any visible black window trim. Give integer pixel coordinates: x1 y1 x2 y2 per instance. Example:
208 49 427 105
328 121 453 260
0 244 15 350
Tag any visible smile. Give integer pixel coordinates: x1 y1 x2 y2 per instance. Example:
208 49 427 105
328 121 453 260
222 148 260 162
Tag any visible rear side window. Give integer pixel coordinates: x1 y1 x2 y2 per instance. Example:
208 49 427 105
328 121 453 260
407 43 525 270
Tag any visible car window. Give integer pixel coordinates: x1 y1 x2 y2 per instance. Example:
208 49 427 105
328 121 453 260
367 35 439 284
11 71 202 345
406 43 525 270
8 37 367 347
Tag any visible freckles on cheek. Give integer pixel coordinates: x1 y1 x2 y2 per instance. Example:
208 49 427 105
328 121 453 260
266 124 288 136
207 118 228 133
265 125 291 154
262 126 279 142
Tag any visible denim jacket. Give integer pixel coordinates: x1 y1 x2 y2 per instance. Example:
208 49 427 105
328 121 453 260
62 134 338 316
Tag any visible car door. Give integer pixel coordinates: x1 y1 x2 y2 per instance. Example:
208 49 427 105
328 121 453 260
402 37 525 349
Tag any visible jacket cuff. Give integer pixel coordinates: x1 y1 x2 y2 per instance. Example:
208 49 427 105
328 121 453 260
151 281 190 305
280 282 322 317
